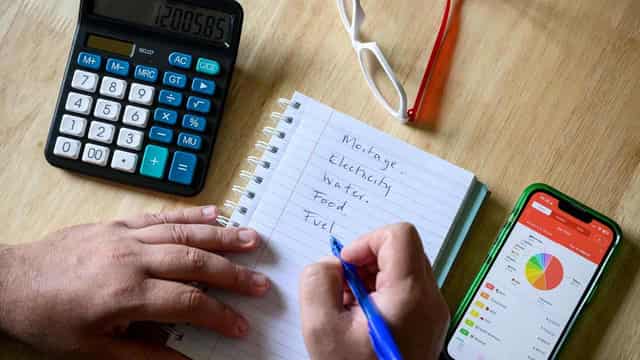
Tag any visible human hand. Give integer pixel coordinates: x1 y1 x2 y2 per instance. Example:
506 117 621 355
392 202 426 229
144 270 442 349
299 223 450 360
0 206 270 359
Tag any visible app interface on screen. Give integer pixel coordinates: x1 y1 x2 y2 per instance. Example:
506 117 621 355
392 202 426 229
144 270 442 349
448 192 614 360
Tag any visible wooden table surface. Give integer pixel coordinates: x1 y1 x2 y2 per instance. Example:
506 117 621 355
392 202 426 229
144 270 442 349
1 0 638 358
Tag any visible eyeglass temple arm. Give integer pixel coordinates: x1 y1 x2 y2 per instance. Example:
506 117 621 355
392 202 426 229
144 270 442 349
407 0 452 122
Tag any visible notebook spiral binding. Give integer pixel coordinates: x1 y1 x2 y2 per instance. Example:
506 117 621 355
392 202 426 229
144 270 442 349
215 96 301 229
164 97 301 343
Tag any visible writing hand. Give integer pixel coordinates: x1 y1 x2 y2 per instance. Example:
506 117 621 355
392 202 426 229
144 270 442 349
299 223 450 360
0 206 270 358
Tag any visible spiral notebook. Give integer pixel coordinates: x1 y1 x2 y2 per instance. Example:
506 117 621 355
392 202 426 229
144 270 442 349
166 92 488 359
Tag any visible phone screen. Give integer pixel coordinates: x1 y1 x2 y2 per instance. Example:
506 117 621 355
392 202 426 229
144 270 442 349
446 191 615 359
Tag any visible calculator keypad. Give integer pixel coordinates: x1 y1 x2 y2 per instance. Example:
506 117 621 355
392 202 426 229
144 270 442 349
100 77 127 99
66 92 93 115
88 121 116 144
94 99 121 122
50 49 224 192
82 143 110 167
129 83 155 106
71 70 99 93
59 115 87 137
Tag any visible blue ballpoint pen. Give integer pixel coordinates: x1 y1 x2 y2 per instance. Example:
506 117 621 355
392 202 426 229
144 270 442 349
330 236 404 360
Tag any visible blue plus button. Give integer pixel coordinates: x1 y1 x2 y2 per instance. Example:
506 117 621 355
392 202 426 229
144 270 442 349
77 52 101 70
154 108 178 125
182 114 207 132
169 151 198 185
177 133 202 151
169 52 193 69
140 145 169 179
163 71 188 89
192 78 216 96
186 96 211 114
135 65 159 83
149 126 174 144
106 59 130 77
158 90 183 107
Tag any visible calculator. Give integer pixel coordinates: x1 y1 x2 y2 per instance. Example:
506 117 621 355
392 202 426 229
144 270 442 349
44 0 243 196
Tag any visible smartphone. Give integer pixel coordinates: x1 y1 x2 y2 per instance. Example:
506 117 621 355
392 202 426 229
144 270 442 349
443 184 621 360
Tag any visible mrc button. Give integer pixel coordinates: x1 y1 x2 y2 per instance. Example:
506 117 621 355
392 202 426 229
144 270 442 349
169 52 193 69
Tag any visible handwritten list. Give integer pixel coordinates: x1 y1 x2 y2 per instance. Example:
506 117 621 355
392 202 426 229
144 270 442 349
169 93 476 360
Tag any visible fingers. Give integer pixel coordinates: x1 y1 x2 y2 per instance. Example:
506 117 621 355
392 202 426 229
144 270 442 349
120 206 220 229
341 223 428 284
107 339 188 360
299 258 345 324
134 224 261 253
136 280 250 338
145 245 270 297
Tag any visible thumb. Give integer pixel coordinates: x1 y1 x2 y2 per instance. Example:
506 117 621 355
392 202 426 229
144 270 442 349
299 258 344 327
107 339 189 360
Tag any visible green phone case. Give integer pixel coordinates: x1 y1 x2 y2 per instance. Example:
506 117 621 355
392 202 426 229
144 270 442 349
445 183 622 360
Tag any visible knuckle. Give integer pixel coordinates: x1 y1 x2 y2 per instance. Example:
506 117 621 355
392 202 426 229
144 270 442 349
230 263 246 287
181 288 207 312
170 224 190 245
144 212 169 225
185 247 207 270
107 244 139 264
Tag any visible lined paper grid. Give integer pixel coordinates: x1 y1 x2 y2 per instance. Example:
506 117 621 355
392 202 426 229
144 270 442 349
168 92 476 359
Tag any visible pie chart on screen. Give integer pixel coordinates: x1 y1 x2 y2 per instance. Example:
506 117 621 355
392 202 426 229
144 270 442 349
525 253 564 291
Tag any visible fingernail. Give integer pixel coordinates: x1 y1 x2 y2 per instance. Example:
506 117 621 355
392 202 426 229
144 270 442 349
202 206 217 218
236 317 249 337
238 230 259 246
252 273 270 289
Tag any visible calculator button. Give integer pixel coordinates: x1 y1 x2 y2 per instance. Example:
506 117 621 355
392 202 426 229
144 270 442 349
134 65 159 83
177 132 202 151
88 121 116 144
123 105 150 128
140 145 169 179
182 114 206 132
82 143 111 167
163 72 188 89
192 78 216 96
158 90 183 107
169 151 197 185
111 150 139 173
94 99 122 122
186 96 211 114
149 126 174 144
100 76 127 99
129 83 156 106
106 58 130 77
169 52 193 69
117 128 144 151
53 136 82 159
196 58 220 76
154 108 178 125
65 92 93 115
77 52 101 70
71 70 99 93
59 114 87 137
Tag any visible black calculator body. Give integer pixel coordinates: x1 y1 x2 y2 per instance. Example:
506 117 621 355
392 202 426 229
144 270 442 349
45 0 243 196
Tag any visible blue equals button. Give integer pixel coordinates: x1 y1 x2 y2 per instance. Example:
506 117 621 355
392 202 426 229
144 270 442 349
169 151 198 185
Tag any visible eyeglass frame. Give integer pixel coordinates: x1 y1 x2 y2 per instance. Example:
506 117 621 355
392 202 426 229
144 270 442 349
337 0 452 123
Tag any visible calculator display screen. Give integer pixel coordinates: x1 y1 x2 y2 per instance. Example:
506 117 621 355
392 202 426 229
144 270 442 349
92 0 234 46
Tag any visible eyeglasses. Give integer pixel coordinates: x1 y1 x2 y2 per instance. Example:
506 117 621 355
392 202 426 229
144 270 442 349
337 0 451 123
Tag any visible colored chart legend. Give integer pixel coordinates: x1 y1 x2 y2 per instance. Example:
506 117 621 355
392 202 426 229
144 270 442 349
525 253 564 290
